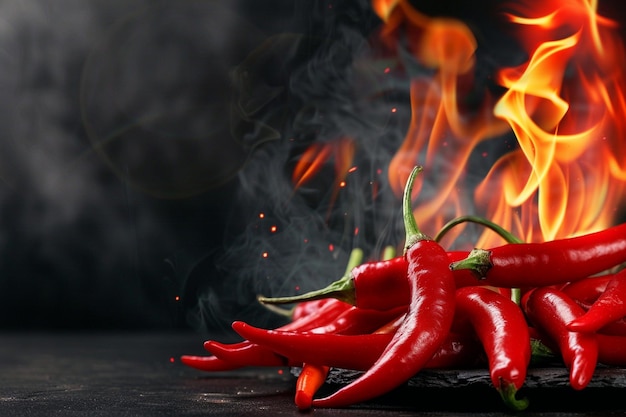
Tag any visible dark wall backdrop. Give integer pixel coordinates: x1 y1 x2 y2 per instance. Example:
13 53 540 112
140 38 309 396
2 0 624 332
0 0 388 331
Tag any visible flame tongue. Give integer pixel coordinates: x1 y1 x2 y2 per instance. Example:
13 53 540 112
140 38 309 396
375 0 626 246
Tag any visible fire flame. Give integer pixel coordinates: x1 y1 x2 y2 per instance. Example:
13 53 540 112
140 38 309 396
378 0 626 247
292 0 626 249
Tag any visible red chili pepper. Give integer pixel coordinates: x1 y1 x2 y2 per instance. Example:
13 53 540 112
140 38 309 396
568 299 626 336
292 299 337 321
454 286 530 411
266 298 352 333
179 354 242 372
306 305 407 335
522 287 598 390
295 364 330 410
232 321 391 371
560 274 612 305
231 321 480 371
180 299 350 372
207 304 404 369
597 334 626 365
259 251 472 311
311 166 456 408
203 339 297 368
567 268 626 334
450 223 626 287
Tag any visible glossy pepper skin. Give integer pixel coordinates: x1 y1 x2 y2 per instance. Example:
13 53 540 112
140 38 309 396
522 287 599 390
454 286 530 410
204 303 406 368
179 354 245 372
567 269 626 334
203 340 296 368
232 321 479 371
180 299 350 372
312 166 457 408
450 222 626 287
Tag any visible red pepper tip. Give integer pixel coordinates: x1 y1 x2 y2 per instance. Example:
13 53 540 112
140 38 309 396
294 390 314 411
231 320 247 332
565 318 591 333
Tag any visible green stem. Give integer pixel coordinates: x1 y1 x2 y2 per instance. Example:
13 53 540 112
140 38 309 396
257 302 295 318
257 276 356 306
498 381 529 411
529 338 556 366
257 247 364 307
344 248 365 276
449 248 493 278
434 215 523 244
402 166 428 253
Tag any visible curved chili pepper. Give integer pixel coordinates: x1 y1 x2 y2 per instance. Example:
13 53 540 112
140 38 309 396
207 304 406 368
231 321 480 371
567 268 626 334
203 339 297 368
311 166 457 408
295 364 330 410
180 299 350 372
522 287 598 390
571 303 626 336
232 321 391 371
454 286 530 411
450 223 626 287
179 354 242 372
203 303 406 368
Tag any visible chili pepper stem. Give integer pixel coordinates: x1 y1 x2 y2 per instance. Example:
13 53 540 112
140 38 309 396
529 339 556 366
257 248 364 306
449 248 492 279
257 302 295 318
498 381 529 411
402 166 429 252
434 215 523 245
257 277 356 305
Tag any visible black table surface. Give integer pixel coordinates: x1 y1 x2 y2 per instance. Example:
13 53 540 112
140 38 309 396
1 331 625 416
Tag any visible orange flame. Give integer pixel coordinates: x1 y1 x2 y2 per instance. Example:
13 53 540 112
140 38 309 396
292 137 356 218
375 0 626 247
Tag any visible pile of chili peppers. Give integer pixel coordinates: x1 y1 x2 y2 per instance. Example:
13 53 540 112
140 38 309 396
181 166 626 411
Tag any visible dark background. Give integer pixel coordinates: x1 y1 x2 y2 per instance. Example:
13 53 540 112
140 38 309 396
1 0 624 333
